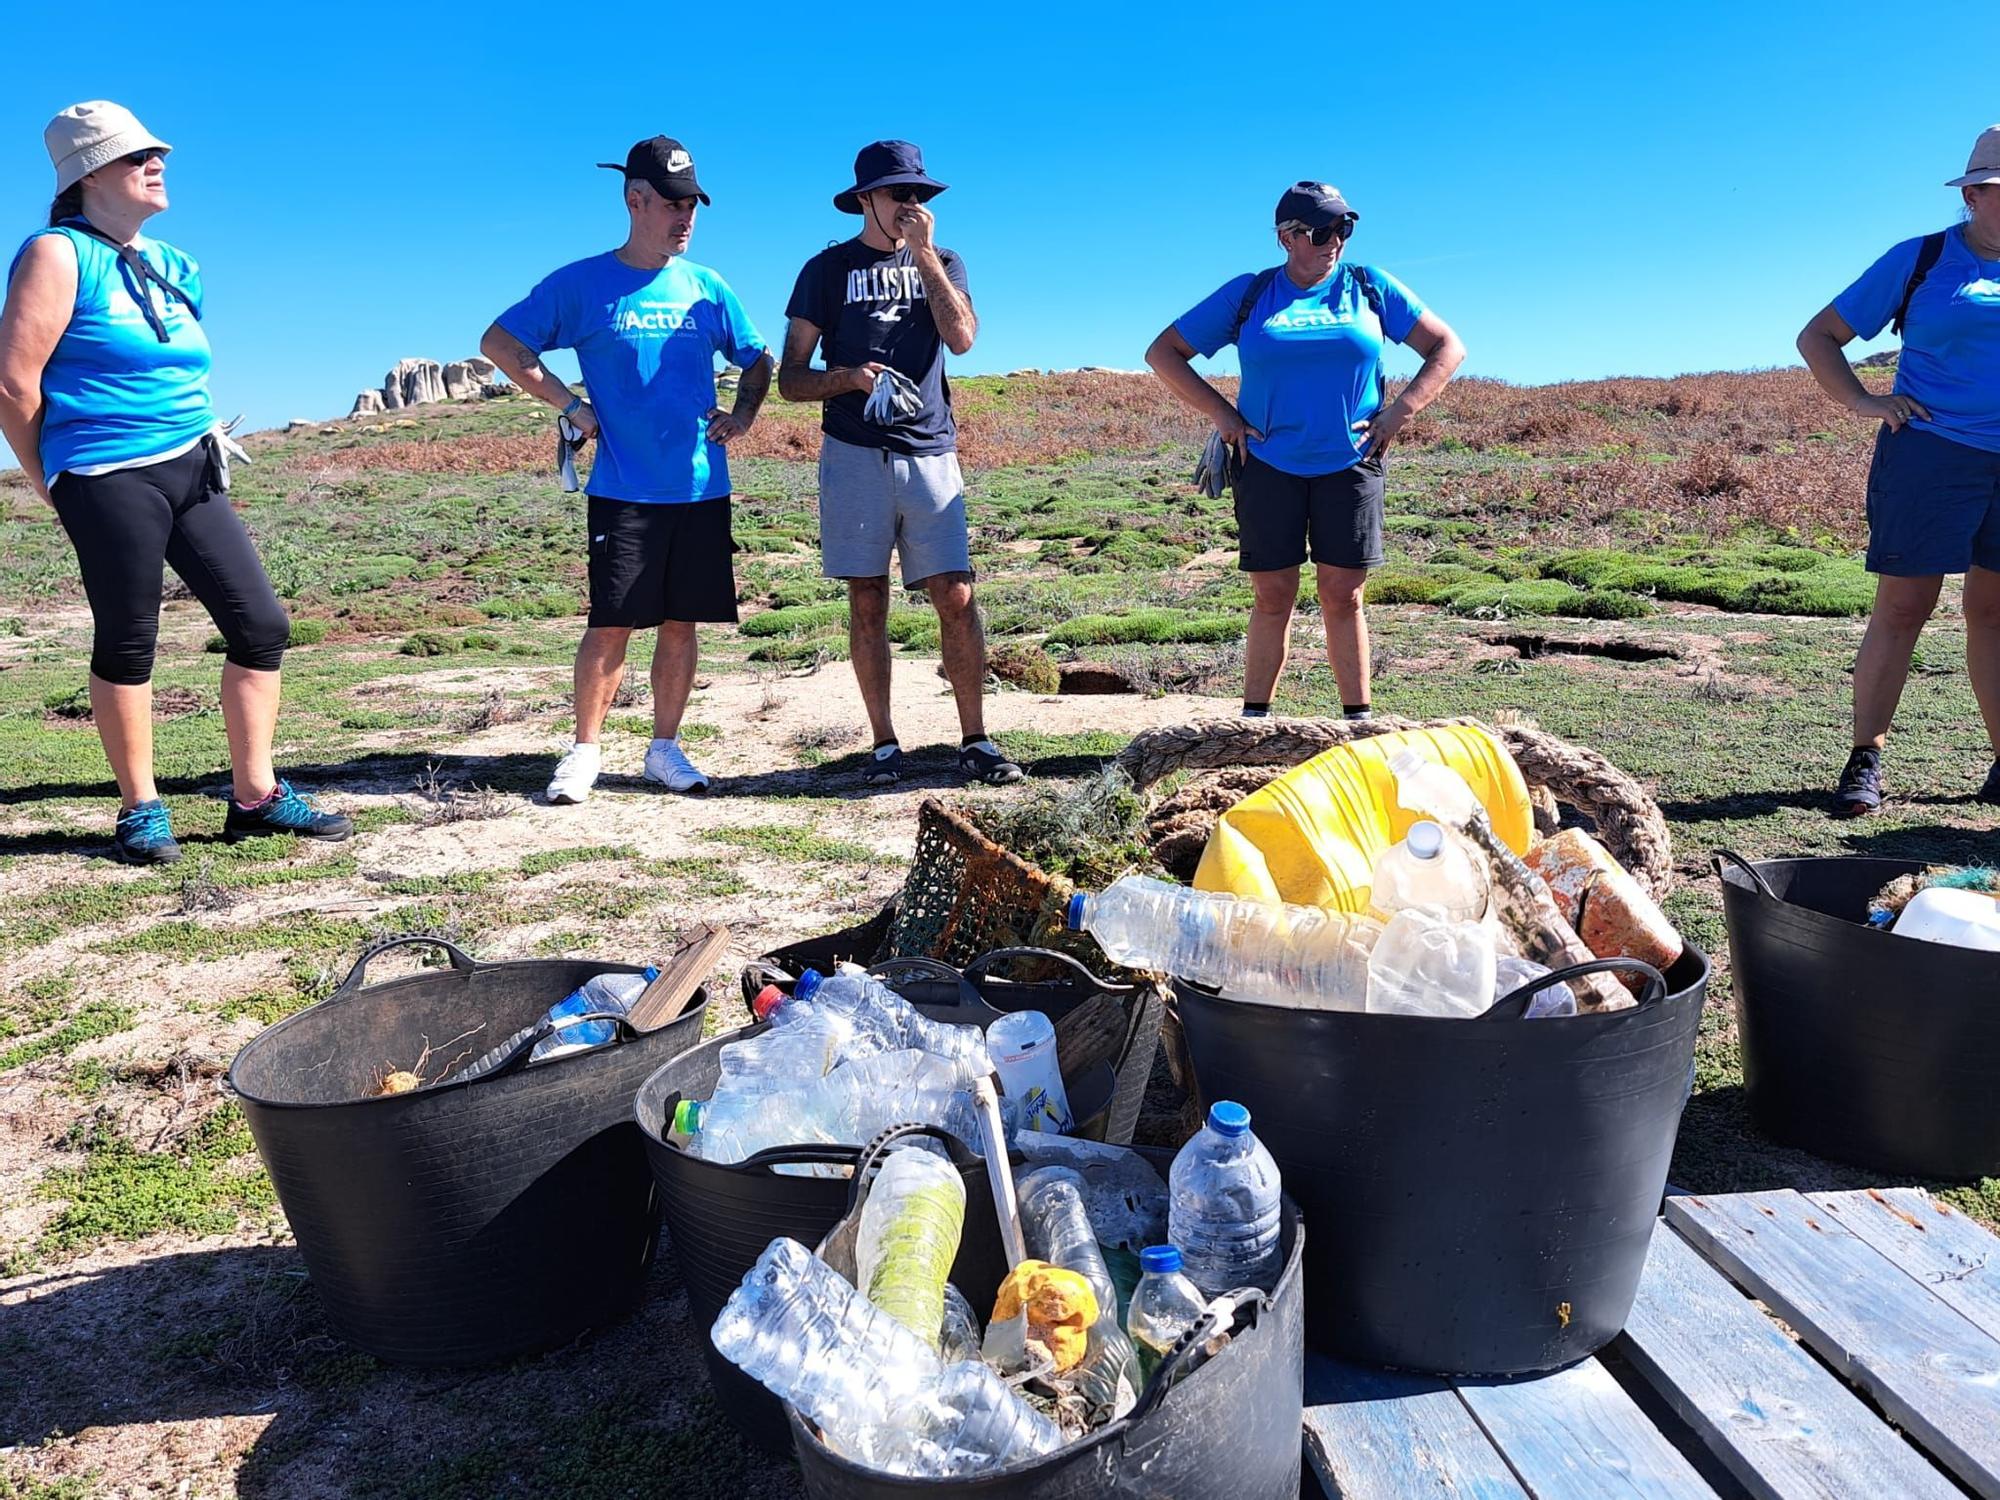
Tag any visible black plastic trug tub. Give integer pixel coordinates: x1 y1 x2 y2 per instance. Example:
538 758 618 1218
1719 852 2000 1179
635 987 1011 1455
787 1128 1305 1499
228 936 708 1367
1175 945 1708 1375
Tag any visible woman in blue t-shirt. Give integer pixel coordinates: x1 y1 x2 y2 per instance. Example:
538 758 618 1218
1799 126 2000 816
1147 182 1465 722
0 102 350 862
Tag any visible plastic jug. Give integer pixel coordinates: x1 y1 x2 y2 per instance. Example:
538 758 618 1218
1892 887 2000 953
1193 725 1533 913
986 1010 1073 1133
1369 820 1488 922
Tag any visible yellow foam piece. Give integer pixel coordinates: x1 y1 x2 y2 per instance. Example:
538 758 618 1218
1193 725 1532 912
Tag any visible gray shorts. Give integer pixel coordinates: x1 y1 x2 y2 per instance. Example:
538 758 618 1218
817 434 972 586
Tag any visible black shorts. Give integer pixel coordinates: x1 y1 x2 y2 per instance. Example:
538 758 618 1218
1232 451 1385 572
586 495 739 628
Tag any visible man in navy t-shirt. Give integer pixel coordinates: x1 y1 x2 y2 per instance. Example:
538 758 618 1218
779 141 1022 788
480 136 772 806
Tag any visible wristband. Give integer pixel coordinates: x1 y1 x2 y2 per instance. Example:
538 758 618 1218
560 395 583 418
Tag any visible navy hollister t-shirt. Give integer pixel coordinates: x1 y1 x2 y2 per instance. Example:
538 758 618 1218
786 239 970 455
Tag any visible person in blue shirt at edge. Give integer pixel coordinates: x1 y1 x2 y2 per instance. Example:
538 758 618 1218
1146 182 1466 724
0 102 352 865
778 141 1024 788
1799 126 2000 817
480 136 773 806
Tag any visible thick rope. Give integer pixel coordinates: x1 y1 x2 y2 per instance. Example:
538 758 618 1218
1118 715 1675 898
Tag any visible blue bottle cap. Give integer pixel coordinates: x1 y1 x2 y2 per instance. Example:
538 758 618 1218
795 969 824 1003
1066 891 1088 930
1140 1245 1183 1274
1207 1100 1251 1137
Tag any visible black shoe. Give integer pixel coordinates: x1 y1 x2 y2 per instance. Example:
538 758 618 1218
864 744 904 786
958 741 1025 786
224 779 355 842
1979 760 2000 806
113 799 181 864
1832 748 1883 817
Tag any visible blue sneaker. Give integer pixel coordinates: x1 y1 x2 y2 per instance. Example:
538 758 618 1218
113 799 181 865
224 779 355 843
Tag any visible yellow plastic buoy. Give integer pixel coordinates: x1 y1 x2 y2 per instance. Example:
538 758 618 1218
1192 725 1533 912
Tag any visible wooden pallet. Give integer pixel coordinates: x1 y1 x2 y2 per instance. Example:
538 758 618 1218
1305 1188 2000 1499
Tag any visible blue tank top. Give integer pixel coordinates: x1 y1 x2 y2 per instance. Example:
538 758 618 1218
7 221 215 476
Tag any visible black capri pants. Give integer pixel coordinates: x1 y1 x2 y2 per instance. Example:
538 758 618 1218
49 441 290 685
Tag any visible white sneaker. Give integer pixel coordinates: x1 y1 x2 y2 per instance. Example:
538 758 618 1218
546 743 601 805
643 737 710 794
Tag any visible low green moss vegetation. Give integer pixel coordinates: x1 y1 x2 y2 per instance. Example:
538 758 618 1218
1046 610 1247 647
38 1104 273 1252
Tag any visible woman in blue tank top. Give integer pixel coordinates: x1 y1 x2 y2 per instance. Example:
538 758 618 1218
0 102 350 861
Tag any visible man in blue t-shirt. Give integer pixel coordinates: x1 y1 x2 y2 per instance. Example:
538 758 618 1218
481 136 772 806
778 140 1022 788
1146 182 1466 723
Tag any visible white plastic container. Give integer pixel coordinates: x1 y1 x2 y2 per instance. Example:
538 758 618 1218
1892 887 2000 953
1367 907 1498 1018
987 1010 1073 1133
1370 820 1487 923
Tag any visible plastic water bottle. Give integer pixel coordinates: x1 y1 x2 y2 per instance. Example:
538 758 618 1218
939 1283 981 1363
1169 1101 1284 1297
713 1015 842 1091
1126 1244 1210 1383
455 967 658 1080
1017 1167 1117 1314
854 1359 1066 1477
1493 954 1577 1018
1367 908 1498 1018
753 982 894 1053
792 970 995 1081
856 1145 966 1345
1067 877 1380 1010
1370 820 1488 923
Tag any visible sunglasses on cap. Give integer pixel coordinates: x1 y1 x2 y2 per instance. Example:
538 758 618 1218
1282 217 1354 246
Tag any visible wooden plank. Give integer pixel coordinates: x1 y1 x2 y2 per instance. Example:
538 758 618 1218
1621 1223 1961 1500
1304 1354 1528 1499
1669 1190 2000 1499
1456 1358 1722 1499
1812 1188 2000 1346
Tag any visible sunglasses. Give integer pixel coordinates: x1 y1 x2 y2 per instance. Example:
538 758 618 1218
885 185 927 204
1284 217 1353 246
120 149 166 169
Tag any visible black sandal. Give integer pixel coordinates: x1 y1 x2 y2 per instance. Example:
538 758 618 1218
958 742 1025 786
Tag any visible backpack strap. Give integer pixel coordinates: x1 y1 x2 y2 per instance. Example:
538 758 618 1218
1227 267 1280 344
1892 231 1948 338
57 219 198 343
1352 265 1391 411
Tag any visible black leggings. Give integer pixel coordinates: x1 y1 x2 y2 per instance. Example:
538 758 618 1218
50 442 290 685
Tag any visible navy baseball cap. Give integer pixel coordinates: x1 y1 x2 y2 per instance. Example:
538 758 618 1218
1275 181 1357 228
835 140 948 214
598 136 710 205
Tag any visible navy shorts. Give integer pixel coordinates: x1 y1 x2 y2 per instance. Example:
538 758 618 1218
1864 424 2000 576
1231 451 1385 573
586 495 739 628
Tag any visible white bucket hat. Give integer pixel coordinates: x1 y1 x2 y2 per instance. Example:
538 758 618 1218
45 101 171 194
1946 124 2000 188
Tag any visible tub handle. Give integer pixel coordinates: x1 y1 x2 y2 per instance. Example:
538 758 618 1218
470 1009 644 1081
733 1144 868 1175
1482 957 1669 1021
333 934 477 998
1126 1284 1261 1426
1712 849 1779 900
840 1123 973 1214
866 956 989 1013
964 946 1137 997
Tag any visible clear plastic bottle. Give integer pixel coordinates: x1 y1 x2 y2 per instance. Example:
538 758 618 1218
1126 1244 1210 1383
1066 877 1379 1010
792 970 995 1082
455 967 658 1080
1017 1167 1116 1314
752 982 893 1053
939 1283 981 1363
1493 954 1577 1018
713 1017 842 1092
1367 907 1498 1018
1168 1101 1284 1297
1070 1317 1139 1426
855 1359 1067 1477
857 1145 966 1344
1369 820 1488 923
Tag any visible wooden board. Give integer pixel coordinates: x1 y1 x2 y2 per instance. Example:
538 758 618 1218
1621 1224 1960 1500
1811 1187 2000 1347
1668 1190 2000 1499
1304 1356 1528 1500
1455 1359 1721 1499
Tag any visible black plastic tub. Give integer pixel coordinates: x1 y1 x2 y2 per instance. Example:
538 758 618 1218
227 936 708 1367
1174 946 1708 1375
1719 852 2000 1179
786 1127 1306 1499
635 984 1012 1455
744 947 1163 1147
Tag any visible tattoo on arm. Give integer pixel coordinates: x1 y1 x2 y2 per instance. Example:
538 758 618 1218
732 353 772 422
777 318 859 403
914 250 977 354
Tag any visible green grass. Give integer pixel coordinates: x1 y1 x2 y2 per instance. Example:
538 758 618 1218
1045 609 1247 647
519 844 638 877
704 823 886 865
0 1000 134 1072
38 1104 274 1253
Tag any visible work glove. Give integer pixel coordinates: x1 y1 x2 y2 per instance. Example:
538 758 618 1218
863 366 924 426
1193 429 1236 499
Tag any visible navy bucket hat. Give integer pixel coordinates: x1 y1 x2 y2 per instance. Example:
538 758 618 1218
835 140 948 214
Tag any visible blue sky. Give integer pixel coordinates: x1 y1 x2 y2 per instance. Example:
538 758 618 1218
0 0 1985 433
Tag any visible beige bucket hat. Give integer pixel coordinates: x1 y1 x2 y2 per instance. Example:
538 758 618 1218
1947 125 2000 188
45 101 171 193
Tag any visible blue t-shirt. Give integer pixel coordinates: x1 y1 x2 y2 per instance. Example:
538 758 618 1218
1177 262 1425 476
497 253 768 504
1834 226 2000 455
7 223 214 476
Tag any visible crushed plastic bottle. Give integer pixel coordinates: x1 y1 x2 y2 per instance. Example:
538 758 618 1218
1169 1101 1284 1298
1017 1167 1117 1314
1369 819 1488 923
1493 954 1578 1018
1016 1134 1169 1252
1067 876 1380 1010
1126 1244 1210 1383
851 1359 1067 1477
857 1144 966 1345
1367 907 1498 1018
455 967 658 1080
939 1283 981 1363
792 969 995 1082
